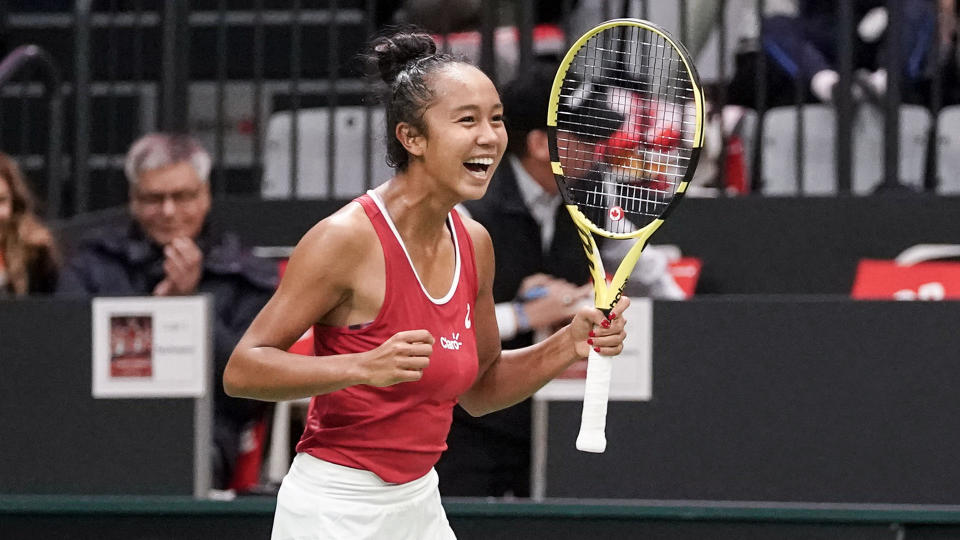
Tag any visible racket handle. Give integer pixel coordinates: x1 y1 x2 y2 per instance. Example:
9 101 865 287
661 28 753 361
575 348 614 453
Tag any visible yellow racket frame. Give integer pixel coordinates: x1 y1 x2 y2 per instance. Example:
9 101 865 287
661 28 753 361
547 18 706 312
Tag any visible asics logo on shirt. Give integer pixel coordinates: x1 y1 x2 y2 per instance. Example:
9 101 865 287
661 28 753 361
464 303 472 329
440 332 463 351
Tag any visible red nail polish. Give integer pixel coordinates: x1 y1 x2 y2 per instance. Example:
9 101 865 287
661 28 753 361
587 338 593 345
594 346 601 353
601 320 610 329
588 330 595 338
609 312 617 320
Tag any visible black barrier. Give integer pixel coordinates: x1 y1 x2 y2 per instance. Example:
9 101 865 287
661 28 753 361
52 195 960 295
655 195 960 294
2 297 960 536
3 296 959 504
0 299 205 496
10 496 960 539
544 298 960 504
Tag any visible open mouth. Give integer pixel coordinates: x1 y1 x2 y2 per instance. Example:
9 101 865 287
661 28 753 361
463 157 493 177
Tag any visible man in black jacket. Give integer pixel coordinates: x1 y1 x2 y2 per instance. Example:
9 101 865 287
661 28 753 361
436 63 593 497
57 133 277 491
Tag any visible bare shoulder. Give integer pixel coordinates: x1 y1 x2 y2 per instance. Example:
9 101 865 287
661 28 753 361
458 212 495 289
459 212 493 255
301 201 373 250
285 202 376 286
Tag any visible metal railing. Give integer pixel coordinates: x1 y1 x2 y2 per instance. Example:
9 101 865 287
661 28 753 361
0 0 957 217
0 44 64 217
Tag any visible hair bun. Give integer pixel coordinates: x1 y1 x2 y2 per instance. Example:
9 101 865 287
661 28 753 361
369 31 438 85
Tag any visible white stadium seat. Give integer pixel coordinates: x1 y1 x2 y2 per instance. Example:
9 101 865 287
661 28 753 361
760 105 838 195
262 107 394 199
759 104 930 195
852 104 929 195
936 105 960 195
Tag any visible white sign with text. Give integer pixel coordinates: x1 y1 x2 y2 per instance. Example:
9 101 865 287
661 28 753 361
92 296 209 398
535 298 652 401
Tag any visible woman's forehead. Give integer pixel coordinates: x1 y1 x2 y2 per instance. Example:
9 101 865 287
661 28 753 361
429 63 500 106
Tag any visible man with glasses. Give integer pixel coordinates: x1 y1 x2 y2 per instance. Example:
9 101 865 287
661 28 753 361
57 133 277 492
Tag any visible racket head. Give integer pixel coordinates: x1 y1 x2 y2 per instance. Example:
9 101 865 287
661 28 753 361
547 18 706 240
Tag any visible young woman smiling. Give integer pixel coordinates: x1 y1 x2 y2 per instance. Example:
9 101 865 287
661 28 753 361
225 28 629 539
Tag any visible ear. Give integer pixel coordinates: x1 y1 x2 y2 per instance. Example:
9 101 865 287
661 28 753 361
526 129 551 162
396 122 426 158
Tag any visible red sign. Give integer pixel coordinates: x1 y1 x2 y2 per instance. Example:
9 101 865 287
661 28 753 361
609 206 624 221
669 257 702 299
851 259 960 300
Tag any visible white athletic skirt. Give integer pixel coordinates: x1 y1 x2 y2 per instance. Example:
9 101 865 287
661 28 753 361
271 453 457 540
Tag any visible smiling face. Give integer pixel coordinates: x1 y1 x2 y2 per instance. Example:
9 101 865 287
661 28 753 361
402 63 508 201
129 161 211 246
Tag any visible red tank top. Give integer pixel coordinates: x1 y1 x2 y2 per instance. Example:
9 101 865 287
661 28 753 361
296 192 480 484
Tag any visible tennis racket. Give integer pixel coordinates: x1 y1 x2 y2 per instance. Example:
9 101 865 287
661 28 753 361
547 18 705 453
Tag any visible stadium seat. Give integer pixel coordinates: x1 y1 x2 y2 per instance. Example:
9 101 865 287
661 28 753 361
760 104 930 195
261 106 393 199
852 105 929 195
936 105 960 195
760 105 838 195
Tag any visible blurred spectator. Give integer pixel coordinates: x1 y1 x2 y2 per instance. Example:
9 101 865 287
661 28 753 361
0 152 59 296
729 0 950 107
938 0 960 104
436 62 593 497
56 133 277 491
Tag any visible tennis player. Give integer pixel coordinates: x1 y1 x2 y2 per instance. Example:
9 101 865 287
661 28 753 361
224 28 629 539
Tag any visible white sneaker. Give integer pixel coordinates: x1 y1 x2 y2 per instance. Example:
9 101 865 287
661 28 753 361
811 69 839 103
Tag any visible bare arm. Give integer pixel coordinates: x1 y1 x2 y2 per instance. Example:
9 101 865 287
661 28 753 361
223 204 434 402
457 219 629 417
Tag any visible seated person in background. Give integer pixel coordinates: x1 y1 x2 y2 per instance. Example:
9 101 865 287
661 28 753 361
0 151 59 296
761 0 938 104
56 133 277 491
436 62 593 497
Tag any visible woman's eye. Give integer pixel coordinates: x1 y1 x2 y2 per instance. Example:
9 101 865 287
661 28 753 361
492 114 504 122
459 116 475 123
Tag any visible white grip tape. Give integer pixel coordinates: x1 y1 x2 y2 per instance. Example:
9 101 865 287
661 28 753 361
575 348 614 453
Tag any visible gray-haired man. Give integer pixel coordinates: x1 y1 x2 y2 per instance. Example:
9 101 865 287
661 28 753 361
58 132 277 491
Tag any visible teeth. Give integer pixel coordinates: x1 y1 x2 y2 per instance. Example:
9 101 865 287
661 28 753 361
464 157 494 165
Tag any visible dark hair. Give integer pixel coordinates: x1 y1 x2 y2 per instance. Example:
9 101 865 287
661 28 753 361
363 28 460 170
503 61 623 156
501 61 558 157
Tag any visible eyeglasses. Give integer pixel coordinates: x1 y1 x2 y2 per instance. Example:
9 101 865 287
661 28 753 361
134 188 203 208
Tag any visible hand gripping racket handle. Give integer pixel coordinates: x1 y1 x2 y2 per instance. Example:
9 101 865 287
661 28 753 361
576 347 614 453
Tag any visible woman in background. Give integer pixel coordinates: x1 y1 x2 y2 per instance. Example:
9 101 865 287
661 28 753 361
0 152 59 296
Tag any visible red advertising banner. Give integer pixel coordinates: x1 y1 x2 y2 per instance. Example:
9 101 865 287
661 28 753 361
669 257 702 299
851 259 960 300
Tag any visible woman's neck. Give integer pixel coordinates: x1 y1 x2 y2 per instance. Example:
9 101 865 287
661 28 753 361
375 171 455 244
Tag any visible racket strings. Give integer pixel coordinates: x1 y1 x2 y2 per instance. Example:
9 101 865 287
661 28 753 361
556 24 697 234
556 136 691 177
555 96 699 127
554 108 698 147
